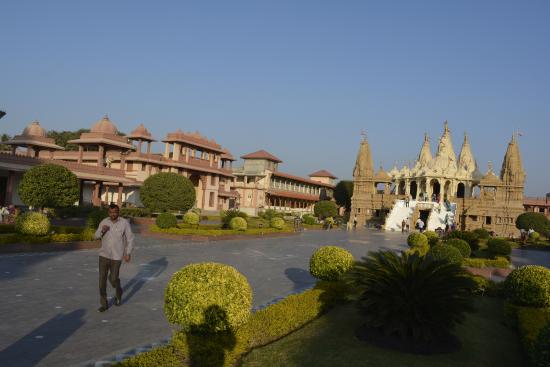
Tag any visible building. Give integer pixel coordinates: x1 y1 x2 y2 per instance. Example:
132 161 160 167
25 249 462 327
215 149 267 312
351 122 526 237
232 150 336 216
523 196 550 219
0 116 237 211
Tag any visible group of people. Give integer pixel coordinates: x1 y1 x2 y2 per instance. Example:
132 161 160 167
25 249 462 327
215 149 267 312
346 215 359 231
519 228 536 244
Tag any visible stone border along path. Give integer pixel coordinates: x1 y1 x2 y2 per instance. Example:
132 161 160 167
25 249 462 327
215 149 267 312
1 230 549 367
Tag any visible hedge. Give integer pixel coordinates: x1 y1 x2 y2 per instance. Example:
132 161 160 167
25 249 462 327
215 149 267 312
463 257 511 269
517 307 550 365
156 213 178 229
117 281 347 367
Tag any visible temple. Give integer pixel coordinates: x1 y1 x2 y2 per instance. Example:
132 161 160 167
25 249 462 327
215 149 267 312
351 122 526 237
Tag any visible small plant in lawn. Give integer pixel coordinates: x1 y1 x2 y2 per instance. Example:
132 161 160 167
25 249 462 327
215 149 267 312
15 212 51 236
270 217 285 230
229 217 247 231
156 213 178 229
309 246 354 281
183 212 200 226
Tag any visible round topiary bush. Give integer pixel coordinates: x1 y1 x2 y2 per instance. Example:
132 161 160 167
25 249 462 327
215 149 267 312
140 173 196 212
229 217 247 231
164 262 252 333
302 215 316 225
529 231 541 242
423 231 440 247
18 164 79 208
504 266 550 307
270 217 285 230
487 238 512 257
313 200 338 219
427 245 464 265
472 228 491 240
407 232 428 248
532 324 550 367
447 238 471 258
183 212 200 226
15 211 51 236
516 212 550 238
448 230 481 251
156 212 177 229
309 246 355 281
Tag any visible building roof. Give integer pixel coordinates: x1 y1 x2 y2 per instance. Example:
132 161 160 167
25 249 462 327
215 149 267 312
241 150 283 163
524 197 550 206
6 121 64 150
91 115 118 134
163 129 225 153
221 149 236 161
271 171 335 188
308 169 337 179
128 123 156 141
68 115 134 150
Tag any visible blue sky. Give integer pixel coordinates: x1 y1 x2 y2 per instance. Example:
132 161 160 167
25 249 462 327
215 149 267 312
1 0 549 196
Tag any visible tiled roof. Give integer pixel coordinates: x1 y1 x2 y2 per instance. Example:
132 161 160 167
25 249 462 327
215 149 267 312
267 189 320 201
241 150 282 163
309 169 337 179
272 171 335 188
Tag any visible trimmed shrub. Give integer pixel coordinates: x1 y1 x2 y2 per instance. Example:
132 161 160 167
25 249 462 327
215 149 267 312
448 230 481 251
15 212 51 236
140 173 196 212
427 245 464 265
221 209 248 229
424 231 440 247
86 207 108 230
309 246 355 281
529 231 541 243
313 200 338 219
18 164 79 208
302 215 316 225
120 207 152 218
258 209 282 221
407 232 428 247
183 212 200 226
270 217 285 230
532 324 550 367
347 251 474 342
517 307 550 365
516 212 550 238
505 266 550 307
472 228 491 240
164 263 252 333
447 238 471 258
191 208 201 215
229 217 247 231
487 238 513 257
156 213 178 229
469 275 493 295
463 257 510 268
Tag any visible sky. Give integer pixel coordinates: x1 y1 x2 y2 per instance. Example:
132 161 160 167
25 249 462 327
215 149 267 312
1 0 549 196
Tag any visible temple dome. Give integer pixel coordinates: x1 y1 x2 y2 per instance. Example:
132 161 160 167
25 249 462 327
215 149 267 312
91 115 118 134
22 121 46 137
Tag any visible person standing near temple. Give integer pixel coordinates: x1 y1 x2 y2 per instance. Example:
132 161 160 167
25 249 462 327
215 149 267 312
95 204 135 312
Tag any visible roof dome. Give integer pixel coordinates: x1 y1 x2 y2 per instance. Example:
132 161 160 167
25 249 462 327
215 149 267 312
130 123 152 137
22 120 46 137
91 115 118 134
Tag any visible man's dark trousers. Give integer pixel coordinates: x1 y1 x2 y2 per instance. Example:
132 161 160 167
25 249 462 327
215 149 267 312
99 256 122 308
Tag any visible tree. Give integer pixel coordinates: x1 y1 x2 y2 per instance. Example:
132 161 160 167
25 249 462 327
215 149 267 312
140 172 196 212
334 180 353 211
0 133 12 151
46 129 90 151
18 164 79 208
516 212 550 238
314 200 338 219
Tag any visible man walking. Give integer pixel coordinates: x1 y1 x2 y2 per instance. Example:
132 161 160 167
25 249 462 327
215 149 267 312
95 204 135 312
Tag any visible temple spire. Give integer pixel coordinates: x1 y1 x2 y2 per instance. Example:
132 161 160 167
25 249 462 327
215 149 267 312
501 133 525 185
353 133 374 179
433 121 457 171
417 133 433 168
458 132 477 173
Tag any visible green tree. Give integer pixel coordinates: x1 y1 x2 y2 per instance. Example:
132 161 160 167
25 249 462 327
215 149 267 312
516 212 550 238
140 172 196 212
18 164 79 208
334 180 353 211
46 129 90 151
314 200 338 219
0 133 12 151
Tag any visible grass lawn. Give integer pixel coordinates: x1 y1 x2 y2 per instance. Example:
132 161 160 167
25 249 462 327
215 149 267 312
241 297 527 367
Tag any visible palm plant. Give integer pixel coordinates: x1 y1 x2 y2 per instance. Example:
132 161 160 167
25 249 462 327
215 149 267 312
346 251 475 343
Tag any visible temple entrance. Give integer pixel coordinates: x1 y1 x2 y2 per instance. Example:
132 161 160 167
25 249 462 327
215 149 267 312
410 181 418 200
419 210 431 225
398 181 406 195
457 183 465 198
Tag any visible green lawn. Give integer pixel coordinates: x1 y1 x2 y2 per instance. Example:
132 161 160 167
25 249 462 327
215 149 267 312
241 297 527 367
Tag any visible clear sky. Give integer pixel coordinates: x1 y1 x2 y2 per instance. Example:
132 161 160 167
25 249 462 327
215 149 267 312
1 0 549 196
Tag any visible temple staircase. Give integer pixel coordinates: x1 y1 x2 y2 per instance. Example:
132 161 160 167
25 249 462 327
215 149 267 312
426 202 457 231
384 200 415 232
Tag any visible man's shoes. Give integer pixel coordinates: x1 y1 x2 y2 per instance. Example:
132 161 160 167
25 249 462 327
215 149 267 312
115 297 122 306
97 305 108 313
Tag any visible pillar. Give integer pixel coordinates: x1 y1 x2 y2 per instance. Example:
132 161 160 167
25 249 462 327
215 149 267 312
6 171 14 205
92 182 101 207
173 143 181 161
98 145 105 167
11 146 17 155
137 140 143 154
186 148 190 163
117 183 123 207
120 152 126 171
164 143 171 158
78 145 84 164
147 141 152 154
405 179 410 196
209 154 214 167
79 180 84 206
49 150 54 159
104 185 110 205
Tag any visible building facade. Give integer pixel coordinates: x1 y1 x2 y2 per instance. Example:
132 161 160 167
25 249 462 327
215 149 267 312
232 150 336 216
351 122 526 237
0 116 237 212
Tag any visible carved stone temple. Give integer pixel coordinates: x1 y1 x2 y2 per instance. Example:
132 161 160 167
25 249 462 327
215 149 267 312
350 122 526 237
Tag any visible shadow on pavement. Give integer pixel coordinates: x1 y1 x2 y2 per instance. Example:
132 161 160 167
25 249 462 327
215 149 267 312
122 257 168 304
0 309 86 367
285 267 316 292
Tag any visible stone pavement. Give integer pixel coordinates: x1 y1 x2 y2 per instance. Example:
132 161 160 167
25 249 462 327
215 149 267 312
0 229 548 367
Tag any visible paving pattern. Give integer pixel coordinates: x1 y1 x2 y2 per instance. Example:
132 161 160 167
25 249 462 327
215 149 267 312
0 229 548 367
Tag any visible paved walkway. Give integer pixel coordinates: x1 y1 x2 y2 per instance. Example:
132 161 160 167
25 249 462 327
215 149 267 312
0 230 548 367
